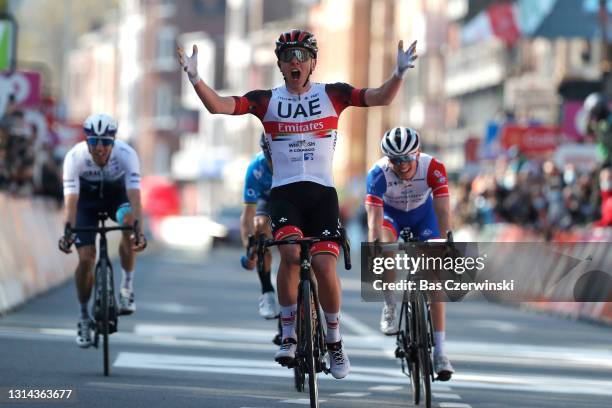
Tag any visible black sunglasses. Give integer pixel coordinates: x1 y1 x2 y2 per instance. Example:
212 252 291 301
279 48 313 63
389 154 417 165
87 137 115 147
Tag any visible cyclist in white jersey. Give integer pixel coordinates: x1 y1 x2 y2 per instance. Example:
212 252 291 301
365 127 454 381
178 29 418 379
58 114 147 348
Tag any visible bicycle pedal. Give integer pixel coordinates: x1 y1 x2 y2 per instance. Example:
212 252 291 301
275 356 295 368
395 347 405 358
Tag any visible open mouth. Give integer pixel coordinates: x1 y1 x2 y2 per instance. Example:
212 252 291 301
290 69 300 80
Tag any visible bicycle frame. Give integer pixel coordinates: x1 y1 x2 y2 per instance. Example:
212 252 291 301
257 230 351 408
66 213 137 376
394 227 439 408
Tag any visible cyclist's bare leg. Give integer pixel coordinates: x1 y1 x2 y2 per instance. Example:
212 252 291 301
312 252 351 378
118 212 136 272
277 243 301 307
75 245 96 304
431 301 445 332
254 216 274 280
276 243 301 346
381 227 397 306
311 253 341 313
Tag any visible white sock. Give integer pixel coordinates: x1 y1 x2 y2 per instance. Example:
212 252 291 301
434 331 445 357
324 312 341 343
280 304 297 341
121 269 134 292
383 290 396 308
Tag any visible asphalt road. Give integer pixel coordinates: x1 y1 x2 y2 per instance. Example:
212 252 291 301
1 245 611 408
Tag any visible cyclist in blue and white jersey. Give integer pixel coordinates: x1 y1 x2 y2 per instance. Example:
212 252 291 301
365 127 454 381
58 114 146 348
240 134 278 319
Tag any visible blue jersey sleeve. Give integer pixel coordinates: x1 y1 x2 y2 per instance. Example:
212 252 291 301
243 160 260 204
366 165 386 198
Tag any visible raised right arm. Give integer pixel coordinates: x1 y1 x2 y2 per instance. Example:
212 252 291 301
177 44 236 115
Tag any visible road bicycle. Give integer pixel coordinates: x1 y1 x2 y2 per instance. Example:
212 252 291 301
65 213 140 376
257 229 351 408
394 228 455 408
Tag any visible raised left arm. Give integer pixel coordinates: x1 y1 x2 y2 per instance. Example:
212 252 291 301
364 40 417 107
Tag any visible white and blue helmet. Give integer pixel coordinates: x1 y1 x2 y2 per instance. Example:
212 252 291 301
83 113 118 137
380 127 420 157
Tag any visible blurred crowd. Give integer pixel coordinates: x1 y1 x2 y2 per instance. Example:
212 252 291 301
0 95 63 204
453 153 602 240
454 92 612 240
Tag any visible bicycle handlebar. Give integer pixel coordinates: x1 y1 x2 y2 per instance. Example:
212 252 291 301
65 220 141 246
256 228 352 271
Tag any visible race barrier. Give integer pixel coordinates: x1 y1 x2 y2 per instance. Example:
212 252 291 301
459 223 612 325
0 194 119 314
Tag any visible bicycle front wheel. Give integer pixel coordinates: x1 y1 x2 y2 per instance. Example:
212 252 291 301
99 259 110 377
404 300 420 404
415 292 432 408
302 280 319 408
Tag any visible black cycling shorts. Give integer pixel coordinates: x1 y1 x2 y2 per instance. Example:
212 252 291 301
269 181 341 256
75 189 130 248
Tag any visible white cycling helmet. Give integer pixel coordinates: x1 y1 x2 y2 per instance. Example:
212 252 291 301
83 113 118 137
380 127 420 157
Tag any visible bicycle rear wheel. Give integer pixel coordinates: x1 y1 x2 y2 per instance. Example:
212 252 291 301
99 259 110 376
302 280 319 408
404 300 420 404
415 292 432 408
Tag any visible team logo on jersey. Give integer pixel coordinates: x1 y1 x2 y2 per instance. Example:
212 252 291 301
247 188 256 198
433 170 442 177
422 229 433 238
439 177 446 184
304 153 314 161
322 230 331 236
276 97 323 119
253 168 263 180
279 217 288 223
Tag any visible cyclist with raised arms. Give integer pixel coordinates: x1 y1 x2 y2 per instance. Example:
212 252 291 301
178 29 417 379
58 114 147 348
240 133 278 319
365 127 454 381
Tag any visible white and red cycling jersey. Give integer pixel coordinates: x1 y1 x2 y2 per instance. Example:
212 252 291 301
365 153 449 212
232 82 368 188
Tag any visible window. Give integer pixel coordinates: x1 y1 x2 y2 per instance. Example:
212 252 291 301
154 83 175 130
155 26 177 71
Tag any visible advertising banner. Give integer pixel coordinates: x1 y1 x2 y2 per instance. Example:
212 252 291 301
501 125 559 153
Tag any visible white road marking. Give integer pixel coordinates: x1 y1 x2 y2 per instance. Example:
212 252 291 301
341 311 381 337
330 392 371 397
468 319 520 333
279 399 327 404
368 385 403 392
433 393 462 400
438 403 472 408
2 324 610 371
432 385 453 392
137 302 206 314
113 351 612 397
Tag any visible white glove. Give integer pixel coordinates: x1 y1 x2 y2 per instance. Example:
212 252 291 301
178 44 201 85
394 40 418 79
